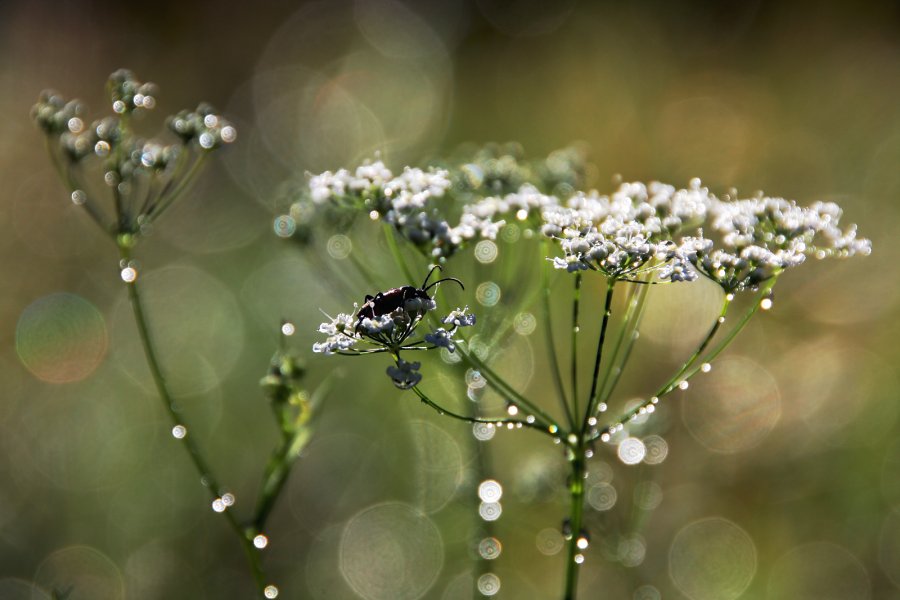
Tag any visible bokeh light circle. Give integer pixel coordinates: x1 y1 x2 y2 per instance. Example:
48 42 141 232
478 537 502 560
617 437 646 465
34 545 124 600
669 517 757 600
410 420 463 513
682 356 781 453
536 528 564 556
642 435 669 465
878 510 900 587
326 234 353 260
587 482 617 511
633 584 661 600
16 293 107 383
474 240 499 263
768 542 870 600
0 578 51 600
475 281 501 307
513 311 537 335
477 573 500 596
340 502 443 600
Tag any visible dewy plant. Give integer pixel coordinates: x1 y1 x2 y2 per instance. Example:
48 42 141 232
291 145 871 599
33 70 332 599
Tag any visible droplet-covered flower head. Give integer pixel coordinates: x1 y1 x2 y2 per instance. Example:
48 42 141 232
32 69 235 243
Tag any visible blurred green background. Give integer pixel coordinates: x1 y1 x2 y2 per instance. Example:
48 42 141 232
2 0 899 598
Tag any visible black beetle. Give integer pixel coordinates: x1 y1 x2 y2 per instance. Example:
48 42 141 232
356 266 463 327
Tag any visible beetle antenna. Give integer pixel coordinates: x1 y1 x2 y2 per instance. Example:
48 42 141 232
421 264 444 288
424 277 464 292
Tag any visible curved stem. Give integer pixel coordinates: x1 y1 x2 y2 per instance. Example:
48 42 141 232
583 280 616 435
409 384 556 437
119 245 267 595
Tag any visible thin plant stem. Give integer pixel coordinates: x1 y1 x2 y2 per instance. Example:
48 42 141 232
119 245 267 596
571 273 582 422
583 280 616 434
409 383 555 437
595 278 778 437
383 225 560 432
252 374 336 531
563 453 586 600
599 281 649 403
542 239 575 429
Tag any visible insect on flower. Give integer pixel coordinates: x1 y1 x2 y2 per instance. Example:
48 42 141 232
355 265 464 332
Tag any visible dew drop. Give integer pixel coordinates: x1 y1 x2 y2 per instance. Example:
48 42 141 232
171 425 187 439
679 380 689 390
254 534 269 549
516 208 529 221
760 297 774 311
120 267 137 283
198 132 215 149
203 114 219 128
574 554 585 564
211 498 226 513
221 493 235 507
71 190 87 205
701 362 712 373
220 125 237 144
507 404 518 416
281 322 295 336
264 584 279 598
67 117 84 133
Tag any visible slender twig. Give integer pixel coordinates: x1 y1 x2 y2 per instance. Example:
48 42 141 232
119 244 267 595
583 279 616 435
571 273 582 421
542 239 575 429
599 281 649 404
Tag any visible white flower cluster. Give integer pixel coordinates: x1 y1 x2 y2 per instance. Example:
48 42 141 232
300 155 870 291
538 179 870 291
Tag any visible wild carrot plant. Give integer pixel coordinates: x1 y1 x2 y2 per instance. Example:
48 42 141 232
32 70 332 599
288 144 871 599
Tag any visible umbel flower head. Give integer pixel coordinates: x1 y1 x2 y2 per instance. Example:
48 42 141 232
313 267 475 389
33 69 235 244
281 146 870 294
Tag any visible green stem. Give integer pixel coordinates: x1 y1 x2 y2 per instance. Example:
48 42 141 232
542 239 575 429
252 375 335 531
599 281 649 403
595 278 778 438
583 280 616 435
384 225 560 433
571 274 582 422
563 453 586 600
119 245 267 596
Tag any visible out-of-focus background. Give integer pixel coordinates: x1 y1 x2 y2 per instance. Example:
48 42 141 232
2 1 899 598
